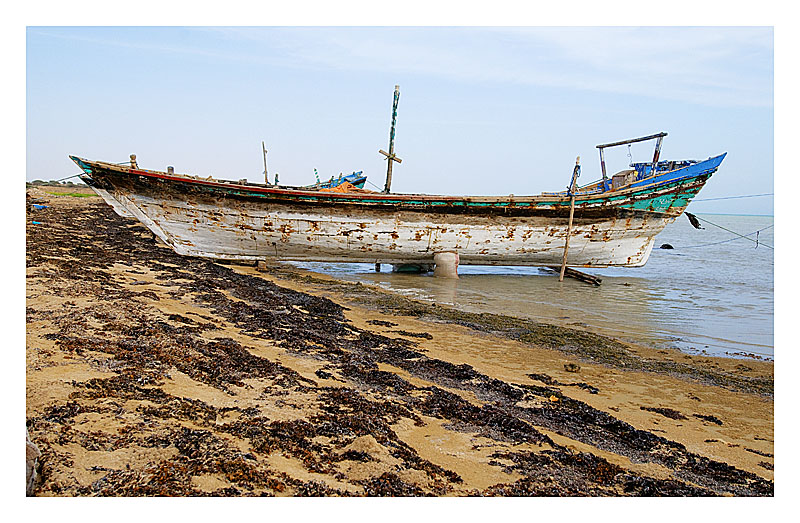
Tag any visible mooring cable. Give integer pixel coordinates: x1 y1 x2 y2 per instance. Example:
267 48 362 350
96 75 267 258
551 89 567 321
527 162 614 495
52 173 85 182
680 220 774 250
692 192 773 202
366 179 385 191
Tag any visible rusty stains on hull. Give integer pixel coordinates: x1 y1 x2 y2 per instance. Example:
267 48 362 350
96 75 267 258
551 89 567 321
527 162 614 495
72 154 722 268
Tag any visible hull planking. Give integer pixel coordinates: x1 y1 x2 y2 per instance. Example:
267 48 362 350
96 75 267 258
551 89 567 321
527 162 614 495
72 153 725 268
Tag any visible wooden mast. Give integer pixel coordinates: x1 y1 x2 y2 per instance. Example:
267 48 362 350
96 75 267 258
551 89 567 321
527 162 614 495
379 85 402 193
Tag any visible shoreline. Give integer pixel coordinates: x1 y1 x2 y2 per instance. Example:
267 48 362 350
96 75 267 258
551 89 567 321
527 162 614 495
289 263 775 364
25 190 774 496
234 262 773 396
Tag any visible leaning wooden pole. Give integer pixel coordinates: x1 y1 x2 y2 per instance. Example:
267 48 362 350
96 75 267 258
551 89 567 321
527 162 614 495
262 141 269 185
560 156 581 282
379 85 402 193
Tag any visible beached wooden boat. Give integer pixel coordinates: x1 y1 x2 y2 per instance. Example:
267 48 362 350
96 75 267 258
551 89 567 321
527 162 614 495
70 133 725 272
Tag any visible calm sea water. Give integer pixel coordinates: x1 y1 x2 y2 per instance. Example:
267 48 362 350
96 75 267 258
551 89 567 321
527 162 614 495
291 214 774 360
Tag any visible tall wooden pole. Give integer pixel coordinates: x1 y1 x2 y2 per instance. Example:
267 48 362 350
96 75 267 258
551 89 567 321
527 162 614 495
262 141 269 185
380 85 402 193
560 156 581 282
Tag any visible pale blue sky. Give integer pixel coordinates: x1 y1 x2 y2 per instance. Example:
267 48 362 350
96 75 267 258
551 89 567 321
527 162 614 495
26 26 774 214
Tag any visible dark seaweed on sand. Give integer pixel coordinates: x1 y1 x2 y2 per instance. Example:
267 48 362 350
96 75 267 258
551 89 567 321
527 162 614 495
26 199 772 497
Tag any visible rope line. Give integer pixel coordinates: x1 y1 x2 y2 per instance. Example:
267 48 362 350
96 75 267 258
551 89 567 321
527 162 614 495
679 221 773 250
693 192 773 202
366 179 384 191
54 173 85 182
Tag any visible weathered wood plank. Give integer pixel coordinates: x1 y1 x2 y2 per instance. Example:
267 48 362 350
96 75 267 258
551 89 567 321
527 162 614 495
546 266 602 286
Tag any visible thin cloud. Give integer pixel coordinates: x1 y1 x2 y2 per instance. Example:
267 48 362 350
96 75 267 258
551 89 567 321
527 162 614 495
202 26 773 107
29 26 773 108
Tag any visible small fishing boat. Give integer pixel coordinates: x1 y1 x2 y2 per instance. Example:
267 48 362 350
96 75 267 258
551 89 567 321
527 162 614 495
308 171 367 190
70 132 725 275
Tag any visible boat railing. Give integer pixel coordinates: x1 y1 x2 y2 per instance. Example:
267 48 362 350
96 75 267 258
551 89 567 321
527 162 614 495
541 177 607 197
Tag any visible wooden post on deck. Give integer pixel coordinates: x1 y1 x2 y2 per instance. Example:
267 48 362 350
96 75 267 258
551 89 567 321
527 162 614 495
559 156 581 282
598 147 607 184
262 141 269 185
650 134 664 176
380 85 402 193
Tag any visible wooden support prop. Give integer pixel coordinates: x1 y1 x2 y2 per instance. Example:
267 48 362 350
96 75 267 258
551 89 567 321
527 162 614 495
381 85 402 193
559 156 581 282
547 266 601 286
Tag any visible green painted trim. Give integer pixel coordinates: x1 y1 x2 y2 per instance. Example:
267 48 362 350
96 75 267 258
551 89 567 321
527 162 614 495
222 173 709 211
98 160 710 214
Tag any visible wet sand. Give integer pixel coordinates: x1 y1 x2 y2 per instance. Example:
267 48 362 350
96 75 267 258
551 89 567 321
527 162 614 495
25 189 773 496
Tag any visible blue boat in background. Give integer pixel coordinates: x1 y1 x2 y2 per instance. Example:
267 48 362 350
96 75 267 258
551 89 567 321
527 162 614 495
310 171 367 190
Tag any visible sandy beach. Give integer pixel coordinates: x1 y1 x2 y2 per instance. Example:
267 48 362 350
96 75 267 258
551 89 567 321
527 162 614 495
25 188 773 496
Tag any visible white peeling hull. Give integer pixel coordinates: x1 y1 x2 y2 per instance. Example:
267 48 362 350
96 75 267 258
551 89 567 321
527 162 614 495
108 189 668 268
88 187 136 218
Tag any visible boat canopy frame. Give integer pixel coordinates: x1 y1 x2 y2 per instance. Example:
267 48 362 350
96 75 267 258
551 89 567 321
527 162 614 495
596 132 667 186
